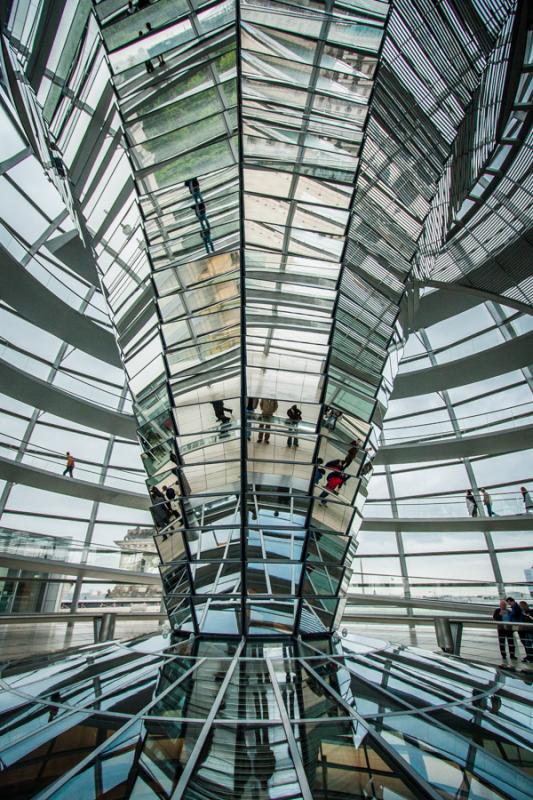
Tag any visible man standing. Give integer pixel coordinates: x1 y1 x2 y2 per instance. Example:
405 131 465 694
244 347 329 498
286 404 302 448
493 599 516 665
62 451 75 478
480 488 494 517
257 398 278 444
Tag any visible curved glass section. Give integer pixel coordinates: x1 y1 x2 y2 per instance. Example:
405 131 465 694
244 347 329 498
356 295 533 606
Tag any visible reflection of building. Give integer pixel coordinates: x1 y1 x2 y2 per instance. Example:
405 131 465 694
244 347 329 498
526 567 533 597
109 527 160 598
0 530 70 613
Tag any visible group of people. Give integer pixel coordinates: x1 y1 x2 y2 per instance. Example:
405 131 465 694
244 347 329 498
493 597 533 664
314 445 373 506
149 484 180 527
466 486 533 517
247 398 302 447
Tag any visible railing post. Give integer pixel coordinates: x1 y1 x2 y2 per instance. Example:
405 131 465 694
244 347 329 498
93 615 101 642
450 622 462 655
434 617 454 653
98 613 116 642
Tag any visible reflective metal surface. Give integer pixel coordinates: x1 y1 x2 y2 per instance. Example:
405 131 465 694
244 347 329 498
0 631 532 799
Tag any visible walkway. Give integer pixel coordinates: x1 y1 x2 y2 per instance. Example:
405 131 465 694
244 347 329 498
391 329 533 398
375 422 533 464
0 551 160 584
360 515 533 532
0 243 121 366
0 455 149 509
0 358 137 439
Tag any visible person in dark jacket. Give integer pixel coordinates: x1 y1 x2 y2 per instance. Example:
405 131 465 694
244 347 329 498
493 599 516 663
286 404 302 448
257 398 278 443
325 458 345 470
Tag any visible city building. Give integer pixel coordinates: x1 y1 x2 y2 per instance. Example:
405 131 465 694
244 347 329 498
0 0 532 798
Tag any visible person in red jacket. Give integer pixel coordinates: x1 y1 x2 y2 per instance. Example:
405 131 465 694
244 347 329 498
318 471 348 505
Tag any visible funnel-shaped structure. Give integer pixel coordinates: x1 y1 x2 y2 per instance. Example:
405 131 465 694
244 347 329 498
92 0 393 637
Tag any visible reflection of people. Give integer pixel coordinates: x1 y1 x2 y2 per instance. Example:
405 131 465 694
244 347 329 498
246 397 259 440
465 489 478 517
150 486 169 526
286 405 301 447
211 400 232 424
518 601 533 662
319 472 349 504
344 439 362 469
314 458 325 485
322 406 340 431
361 456 374 477
325 458 344 470
162 484 177 516
257 399 278 443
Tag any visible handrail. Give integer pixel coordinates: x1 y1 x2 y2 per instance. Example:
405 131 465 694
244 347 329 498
0 612 164 623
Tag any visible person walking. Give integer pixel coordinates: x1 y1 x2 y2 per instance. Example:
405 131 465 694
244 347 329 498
257 398 278 444
465 489 478 517
62 451 75 478
286 404 302 448
518 601 533 662
520 486 533 513
480 488 494 517
211 400 232 424
493 599 516 664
